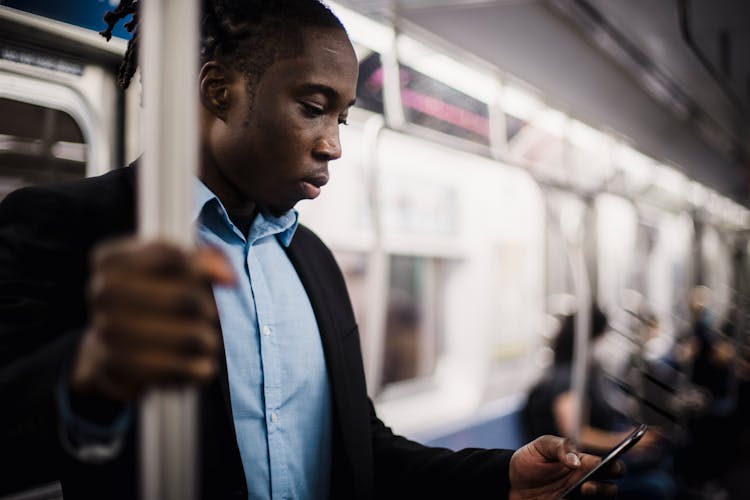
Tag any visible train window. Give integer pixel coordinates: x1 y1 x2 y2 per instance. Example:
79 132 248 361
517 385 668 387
380 174 459 237
333 251 369 343
353 43 384 115
0 97 87 198
382 255 443 386
398 64 491 146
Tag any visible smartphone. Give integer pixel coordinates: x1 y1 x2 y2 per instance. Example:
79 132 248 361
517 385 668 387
559 423 648 499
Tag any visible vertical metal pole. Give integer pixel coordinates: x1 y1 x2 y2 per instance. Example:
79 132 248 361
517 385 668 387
489 80 508 161
380 31 405 130
362 114 388 394
139 1 200 500
562 204 591 446
568 244 591 446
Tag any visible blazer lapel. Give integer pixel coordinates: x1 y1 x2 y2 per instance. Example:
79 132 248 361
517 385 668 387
284 236 347 411
284 235 355 455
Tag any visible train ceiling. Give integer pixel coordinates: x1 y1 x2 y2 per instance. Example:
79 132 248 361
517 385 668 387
342 0 750 205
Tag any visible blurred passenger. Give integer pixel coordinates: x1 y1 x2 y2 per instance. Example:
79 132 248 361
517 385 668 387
624 311 688 419
720 341 750 500
674 286 738 498
523 305 676 499
676 286 736 413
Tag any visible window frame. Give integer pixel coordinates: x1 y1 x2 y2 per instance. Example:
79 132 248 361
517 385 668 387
0 69 108 177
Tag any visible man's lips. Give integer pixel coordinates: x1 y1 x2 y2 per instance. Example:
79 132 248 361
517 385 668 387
300 172 329 199
303 172 330 188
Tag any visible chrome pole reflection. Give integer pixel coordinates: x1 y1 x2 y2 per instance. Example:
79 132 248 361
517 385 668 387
138 1 199 499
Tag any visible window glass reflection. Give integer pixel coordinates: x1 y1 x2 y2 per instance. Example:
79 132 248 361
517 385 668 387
333 251 368 343
0 97 87 199
353 42 384 115
382 255 442 385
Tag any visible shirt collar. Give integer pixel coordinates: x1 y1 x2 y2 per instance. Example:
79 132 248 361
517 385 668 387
193 178 299 247
193 179 217 223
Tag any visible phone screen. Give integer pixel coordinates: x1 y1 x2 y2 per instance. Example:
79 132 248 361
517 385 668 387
560 423 648 499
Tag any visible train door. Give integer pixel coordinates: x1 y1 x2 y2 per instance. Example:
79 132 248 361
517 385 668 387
0 7 124 198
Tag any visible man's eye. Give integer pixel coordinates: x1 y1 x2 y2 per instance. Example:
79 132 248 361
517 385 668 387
301 102 324 116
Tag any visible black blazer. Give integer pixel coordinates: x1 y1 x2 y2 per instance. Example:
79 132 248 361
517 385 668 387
0 165 513 499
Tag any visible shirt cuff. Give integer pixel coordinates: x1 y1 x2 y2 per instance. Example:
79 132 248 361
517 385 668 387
56 372 132 463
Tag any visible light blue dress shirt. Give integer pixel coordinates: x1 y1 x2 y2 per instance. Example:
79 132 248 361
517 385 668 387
193 180 332 500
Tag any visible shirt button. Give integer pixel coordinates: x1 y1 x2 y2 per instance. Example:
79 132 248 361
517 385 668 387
270 412 279 423
262 325 271 336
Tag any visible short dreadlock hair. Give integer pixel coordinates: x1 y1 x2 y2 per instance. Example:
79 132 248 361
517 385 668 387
101 0 346 93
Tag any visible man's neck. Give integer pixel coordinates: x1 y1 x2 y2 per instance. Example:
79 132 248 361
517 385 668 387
225 205 257 236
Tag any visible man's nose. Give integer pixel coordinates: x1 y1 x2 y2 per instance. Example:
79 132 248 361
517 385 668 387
313 126 342 161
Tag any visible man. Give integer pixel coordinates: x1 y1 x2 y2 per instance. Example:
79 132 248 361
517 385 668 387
0 1 621 498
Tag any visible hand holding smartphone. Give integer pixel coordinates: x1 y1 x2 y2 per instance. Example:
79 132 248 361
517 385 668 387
559 423 648 499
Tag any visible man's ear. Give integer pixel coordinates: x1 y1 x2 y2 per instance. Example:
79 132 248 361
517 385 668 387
199 61 231 119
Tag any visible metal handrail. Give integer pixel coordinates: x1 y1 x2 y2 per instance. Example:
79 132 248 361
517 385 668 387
138 1 200 499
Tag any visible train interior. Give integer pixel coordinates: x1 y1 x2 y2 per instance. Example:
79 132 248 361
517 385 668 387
1 1 749 498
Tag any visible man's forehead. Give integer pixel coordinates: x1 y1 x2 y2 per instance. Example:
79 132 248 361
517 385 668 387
269 34 358 96
275 54 357 85
320 44 345 57
300 27 356 59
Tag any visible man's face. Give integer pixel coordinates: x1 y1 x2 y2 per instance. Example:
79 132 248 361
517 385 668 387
203 27 358 214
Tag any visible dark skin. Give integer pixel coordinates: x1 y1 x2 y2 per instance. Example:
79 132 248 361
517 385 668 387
69 26 621 497
199 28 357 215
509 436 622 499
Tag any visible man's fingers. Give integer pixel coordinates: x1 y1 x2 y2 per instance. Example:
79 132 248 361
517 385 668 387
596 458 625 479
94 312 220 355
558 438 580 468
77 239 232 403
581 480 618 496
564 451 581 468
86 336 219 401
90 274 219 321
530 435 583 469
194 246 235 286
94 241 235 286
107 346 217 385
94 240 190 277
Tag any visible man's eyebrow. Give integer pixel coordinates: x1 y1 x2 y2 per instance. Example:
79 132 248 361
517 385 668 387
299 83 357 107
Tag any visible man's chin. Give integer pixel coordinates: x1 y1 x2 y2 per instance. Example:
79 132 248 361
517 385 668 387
261 200 298 217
